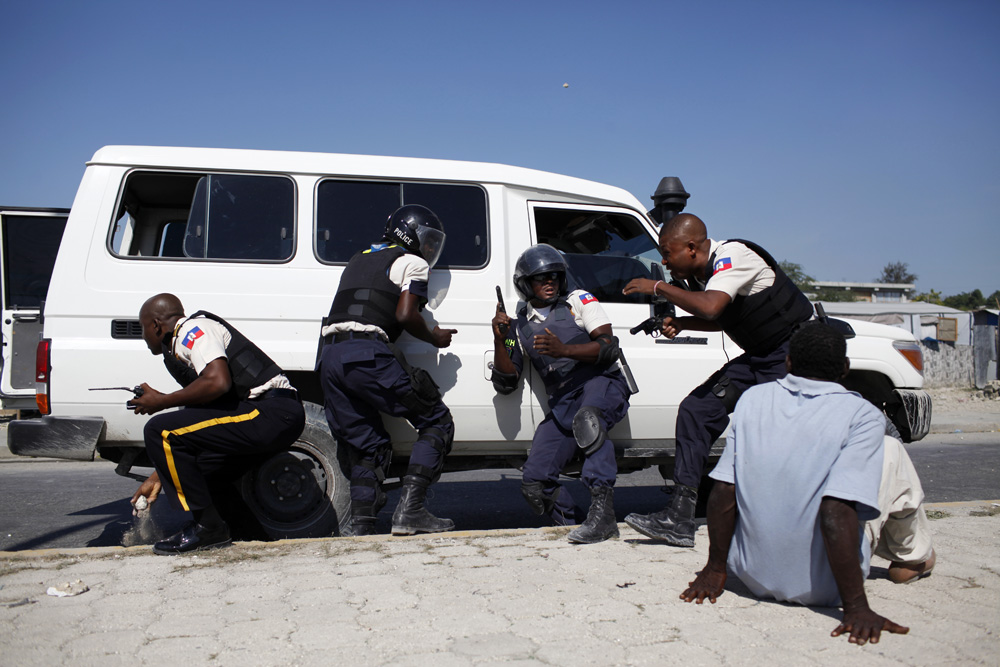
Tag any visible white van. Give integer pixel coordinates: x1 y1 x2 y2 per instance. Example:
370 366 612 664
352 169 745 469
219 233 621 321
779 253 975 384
7 146 930 537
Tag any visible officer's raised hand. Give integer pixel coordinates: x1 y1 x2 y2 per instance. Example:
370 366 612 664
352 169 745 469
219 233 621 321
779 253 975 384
492 304 512 340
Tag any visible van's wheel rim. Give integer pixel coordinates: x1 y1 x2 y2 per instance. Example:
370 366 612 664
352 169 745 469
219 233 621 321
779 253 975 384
245 441 331 526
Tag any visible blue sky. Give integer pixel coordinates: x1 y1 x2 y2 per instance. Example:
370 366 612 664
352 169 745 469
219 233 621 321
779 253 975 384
2 0 997 297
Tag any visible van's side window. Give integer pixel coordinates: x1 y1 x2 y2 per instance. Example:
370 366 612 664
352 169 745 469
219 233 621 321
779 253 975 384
109 171 295 262
532 206 660 305
316 180 488 268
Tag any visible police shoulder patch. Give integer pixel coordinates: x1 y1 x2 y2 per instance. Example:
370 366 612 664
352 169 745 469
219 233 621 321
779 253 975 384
713 257 733 275
580 292 598 305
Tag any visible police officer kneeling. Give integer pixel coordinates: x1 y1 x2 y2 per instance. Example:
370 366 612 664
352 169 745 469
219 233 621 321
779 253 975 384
130 293 306 555
318 205 457 537
492 244 632 544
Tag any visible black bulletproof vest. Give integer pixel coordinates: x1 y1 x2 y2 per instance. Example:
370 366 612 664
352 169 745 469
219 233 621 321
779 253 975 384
709 239 814 354
161 311 283 400
324 245 407 342
516 299 610 403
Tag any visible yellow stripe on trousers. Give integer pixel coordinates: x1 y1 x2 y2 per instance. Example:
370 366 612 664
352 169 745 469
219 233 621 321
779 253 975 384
160 409 261 512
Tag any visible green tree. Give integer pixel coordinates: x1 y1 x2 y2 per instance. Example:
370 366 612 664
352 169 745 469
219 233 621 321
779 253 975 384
812 288 857 302
877 261 917 284
987 290 1000 309
912 289 943 305
779 260 815 292
942 289 985 310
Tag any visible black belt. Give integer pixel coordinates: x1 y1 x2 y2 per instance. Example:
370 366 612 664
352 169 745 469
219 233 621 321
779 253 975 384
253 388 300 402
331 331 382 343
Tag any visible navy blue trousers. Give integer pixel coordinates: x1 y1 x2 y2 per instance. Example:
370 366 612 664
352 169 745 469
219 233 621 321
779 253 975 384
143 396 305 514
521 373 630 524
319 338 453 508
673 340 791 488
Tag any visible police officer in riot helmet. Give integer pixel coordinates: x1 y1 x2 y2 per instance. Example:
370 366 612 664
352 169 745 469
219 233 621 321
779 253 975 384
491 244 632 544
318 204 457 536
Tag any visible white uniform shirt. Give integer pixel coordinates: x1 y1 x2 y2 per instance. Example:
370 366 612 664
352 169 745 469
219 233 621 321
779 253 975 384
320 247 430 341
704 239 775 300
172 316 291 399
523 289 611 334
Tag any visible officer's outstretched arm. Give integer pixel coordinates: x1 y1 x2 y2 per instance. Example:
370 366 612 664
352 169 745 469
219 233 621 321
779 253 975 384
396 290 457 348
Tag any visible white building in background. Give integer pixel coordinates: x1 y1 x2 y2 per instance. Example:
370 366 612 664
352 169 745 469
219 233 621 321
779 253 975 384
811 281 916 303
814 301 970 343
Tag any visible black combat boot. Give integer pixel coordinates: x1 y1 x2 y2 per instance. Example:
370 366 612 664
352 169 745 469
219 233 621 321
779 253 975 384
391 474 455 536
624 484 698 547
567 486 619 544
342 481 387 536
342 506 378 537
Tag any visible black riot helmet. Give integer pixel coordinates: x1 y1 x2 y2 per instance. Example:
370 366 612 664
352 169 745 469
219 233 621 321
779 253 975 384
513 244 569 304
383 204 446 268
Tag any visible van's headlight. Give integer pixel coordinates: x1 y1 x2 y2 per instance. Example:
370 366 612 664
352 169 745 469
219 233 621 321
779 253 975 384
892 340 924 374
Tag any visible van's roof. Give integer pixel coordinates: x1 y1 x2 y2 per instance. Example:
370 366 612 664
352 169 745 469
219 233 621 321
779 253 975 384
90 146 646 211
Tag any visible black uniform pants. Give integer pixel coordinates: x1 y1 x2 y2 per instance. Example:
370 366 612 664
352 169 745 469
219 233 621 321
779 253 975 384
143 396 305 514
673 340 790 489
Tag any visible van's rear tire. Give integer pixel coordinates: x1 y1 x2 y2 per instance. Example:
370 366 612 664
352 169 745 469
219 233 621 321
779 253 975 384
240 402 351 539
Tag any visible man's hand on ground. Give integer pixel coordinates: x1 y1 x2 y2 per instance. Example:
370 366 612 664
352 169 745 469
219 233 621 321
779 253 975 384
831 608 909 645
680 565 727 604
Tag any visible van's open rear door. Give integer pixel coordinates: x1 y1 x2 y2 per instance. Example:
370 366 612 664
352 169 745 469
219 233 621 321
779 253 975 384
0 208 68 411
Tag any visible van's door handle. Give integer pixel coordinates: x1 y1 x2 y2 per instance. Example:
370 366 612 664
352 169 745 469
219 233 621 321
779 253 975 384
12 313 39 323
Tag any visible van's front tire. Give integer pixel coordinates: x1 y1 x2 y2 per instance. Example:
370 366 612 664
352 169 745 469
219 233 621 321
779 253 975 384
240 402 351 539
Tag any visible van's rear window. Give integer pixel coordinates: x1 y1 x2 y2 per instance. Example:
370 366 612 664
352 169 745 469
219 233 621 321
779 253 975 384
110 171 295 263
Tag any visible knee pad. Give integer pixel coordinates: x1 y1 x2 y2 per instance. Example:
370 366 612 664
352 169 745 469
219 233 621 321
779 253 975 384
572 406 607 456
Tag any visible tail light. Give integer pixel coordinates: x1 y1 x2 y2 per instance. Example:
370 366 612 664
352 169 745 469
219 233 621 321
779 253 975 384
35 339 51 414
892 340 924 374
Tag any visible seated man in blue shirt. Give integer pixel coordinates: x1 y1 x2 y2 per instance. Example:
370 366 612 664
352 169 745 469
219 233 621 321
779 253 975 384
681 322 935 646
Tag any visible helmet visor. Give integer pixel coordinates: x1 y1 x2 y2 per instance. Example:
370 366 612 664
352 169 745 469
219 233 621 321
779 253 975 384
417 226 446 268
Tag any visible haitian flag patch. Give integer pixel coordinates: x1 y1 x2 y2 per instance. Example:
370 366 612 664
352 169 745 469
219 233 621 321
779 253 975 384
713 257 733 275
182 327 204 349
580 292 598 305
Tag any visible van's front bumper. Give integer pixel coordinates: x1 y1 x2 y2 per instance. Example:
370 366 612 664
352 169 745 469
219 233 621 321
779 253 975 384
7 416 104 461
890 389 932 442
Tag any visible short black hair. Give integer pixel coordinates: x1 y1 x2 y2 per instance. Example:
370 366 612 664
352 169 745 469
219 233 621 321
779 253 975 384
788 322 847 381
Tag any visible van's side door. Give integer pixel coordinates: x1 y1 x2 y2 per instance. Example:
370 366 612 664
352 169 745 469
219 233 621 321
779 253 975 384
527 202 729 445
0 208 68 410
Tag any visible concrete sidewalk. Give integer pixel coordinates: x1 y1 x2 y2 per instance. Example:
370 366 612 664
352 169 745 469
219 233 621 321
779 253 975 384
1 502 997 666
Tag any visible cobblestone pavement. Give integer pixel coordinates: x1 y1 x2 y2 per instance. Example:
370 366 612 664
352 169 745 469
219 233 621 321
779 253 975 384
1 502 997 666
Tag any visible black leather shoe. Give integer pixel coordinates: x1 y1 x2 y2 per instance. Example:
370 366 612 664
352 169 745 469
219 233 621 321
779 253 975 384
153 522 232 555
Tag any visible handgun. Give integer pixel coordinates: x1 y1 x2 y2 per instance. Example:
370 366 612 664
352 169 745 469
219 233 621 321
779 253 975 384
496 285 516 357
495 285 509 335
629 316 665 337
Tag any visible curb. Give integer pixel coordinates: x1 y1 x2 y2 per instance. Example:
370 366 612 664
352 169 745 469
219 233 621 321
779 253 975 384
0 525 571 560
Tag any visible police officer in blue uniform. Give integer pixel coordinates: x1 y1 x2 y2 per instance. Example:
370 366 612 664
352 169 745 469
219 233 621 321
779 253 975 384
621 213 813 547
130 293 306 555
318 205 457 537
491 244 631 544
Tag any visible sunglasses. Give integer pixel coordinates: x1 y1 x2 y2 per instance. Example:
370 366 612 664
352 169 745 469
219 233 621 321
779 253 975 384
530 272 561 284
